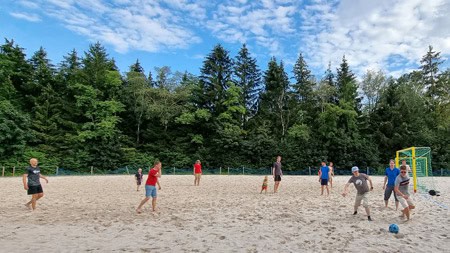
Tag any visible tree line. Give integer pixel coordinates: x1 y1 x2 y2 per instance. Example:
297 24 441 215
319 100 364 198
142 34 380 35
1 39 449 172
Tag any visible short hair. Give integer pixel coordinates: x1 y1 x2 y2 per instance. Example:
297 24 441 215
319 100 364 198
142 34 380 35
389 159 395 163
153 160 161 166
400 165 407 170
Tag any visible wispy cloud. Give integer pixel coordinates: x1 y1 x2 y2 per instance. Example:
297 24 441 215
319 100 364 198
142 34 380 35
7 0 450 77
299 0 450 77
10 12 41 22
15 0 206 53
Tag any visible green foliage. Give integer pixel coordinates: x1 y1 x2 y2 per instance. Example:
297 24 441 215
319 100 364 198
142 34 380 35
0 39 448 173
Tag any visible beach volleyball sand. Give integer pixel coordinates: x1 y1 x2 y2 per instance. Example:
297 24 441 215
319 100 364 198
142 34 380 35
1 175 449 252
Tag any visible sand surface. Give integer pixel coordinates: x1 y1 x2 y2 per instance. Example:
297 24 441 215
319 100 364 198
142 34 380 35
0 175 449 252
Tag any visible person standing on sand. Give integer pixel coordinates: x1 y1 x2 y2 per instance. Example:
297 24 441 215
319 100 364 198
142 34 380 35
318 161 330 196
260 175 269 194
401 160 411 173
383 159 400 210
193 160 202 186
136 161 162 213
342 166 374 221
135 168 144 191
23 158 48 210
272 156 283 193
394 165 415 221
328 162 335 188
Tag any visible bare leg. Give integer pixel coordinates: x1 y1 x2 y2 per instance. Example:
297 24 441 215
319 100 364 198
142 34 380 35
384 200 388 208
321 185 324 195
395 201 399 211
152 198 157 211
364 207 370 216
197 175 201 186
403 207 410 220
136 197 150 213
326 186 330 196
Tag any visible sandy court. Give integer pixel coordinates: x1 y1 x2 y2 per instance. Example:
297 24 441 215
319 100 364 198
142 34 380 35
0 175 449 252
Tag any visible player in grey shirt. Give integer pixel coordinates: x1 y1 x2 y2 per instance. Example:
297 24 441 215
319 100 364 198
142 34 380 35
22 158 48 210
394 165 415 221
342 166 374 221
272 156 283 193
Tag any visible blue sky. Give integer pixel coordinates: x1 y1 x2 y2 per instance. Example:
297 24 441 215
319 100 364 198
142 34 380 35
1 0 449 79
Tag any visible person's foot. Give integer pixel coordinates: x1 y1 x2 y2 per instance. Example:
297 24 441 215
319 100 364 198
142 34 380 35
368 216 372 221
353 211 358 215
136 208 142 214
25 203 32 210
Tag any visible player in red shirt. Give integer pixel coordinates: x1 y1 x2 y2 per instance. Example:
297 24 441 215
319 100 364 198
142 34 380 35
193 160 202 186
136 161 162 213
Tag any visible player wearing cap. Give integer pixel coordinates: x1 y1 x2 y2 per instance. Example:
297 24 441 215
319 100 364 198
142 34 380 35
342 166 374 221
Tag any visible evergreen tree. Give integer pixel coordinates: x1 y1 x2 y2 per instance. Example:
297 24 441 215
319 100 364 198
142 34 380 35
198 44 234 116
420 45 443 99
234 44 261 126
336 55 360 111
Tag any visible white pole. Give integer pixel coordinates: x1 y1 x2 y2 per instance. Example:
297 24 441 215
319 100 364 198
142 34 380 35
13 166 15 176
2 166 4 177
220 167 222 175
126 166 129 175
242 167 244 175
91 166 93 175
56 166 59 175
228 167 229 175
309 166 311 175
173 167 175 175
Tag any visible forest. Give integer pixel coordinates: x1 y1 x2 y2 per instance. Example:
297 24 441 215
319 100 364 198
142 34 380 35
0 39 449 173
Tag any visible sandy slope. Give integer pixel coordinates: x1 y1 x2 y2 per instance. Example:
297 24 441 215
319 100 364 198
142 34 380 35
0 175 449 252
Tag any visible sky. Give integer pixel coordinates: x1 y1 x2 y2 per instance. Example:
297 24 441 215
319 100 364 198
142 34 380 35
1 0 450 79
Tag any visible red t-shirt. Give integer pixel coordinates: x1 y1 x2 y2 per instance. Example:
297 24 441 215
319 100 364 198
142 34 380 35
194 164 202 174
146 168 158 186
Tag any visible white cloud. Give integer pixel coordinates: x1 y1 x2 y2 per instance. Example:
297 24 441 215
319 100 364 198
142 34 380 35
10 12 41 22
206 0 301 58
300 0 450 77
14 0 206 53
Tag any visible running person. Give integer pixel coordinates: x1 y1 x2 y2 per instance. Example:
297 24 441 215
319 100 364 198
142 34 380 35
135 168 144 191
136 161 162 213
342 166 374 221
394 165 415 221
272 156 282 193
193 160 202 186
23 158 48 210
318 161 330 196
383 159 400 210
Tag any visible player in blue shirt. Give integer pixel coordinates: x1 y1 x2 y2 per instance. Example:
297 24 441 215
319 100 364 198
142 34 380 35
383 159 400 210
318 161 330 196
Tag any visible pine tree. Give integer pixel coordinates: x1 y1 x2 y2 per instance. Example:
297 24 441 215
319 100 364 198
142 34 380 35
198 44 234 116
420 45 444 99
234 44 261 126
336 55 360 111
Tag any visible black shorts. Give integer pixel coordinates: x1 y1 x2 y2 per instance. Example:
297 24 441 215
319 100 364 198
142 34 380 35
321 179 328 185
274 175 281 182
28 185 43 195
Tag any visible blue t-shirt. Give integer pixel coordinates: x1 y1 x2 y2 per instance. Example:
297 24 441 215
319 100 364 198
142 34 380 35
385 167 400 186
320 166 329 179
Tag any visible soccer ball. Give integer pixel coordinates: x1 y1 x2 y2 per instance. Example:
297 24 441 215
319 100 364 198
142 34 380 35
389 224 399 234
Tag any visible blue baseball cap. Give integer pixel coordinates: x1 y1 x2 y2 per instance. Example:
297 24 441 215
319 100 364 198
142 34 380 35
351 166 359 172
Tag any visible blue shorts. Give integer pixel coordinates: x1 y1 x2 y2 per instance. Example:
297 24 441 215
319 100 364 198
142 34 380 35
145 185 157 198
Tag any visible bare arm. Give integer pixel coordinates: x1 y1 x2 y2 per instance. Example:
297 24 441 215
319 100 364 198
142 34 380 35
383 176 387 189
394 185 408 199
368 177 373 190
39 174 48 183
22 174 28 190
342 183 351 196
272 167 275 177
